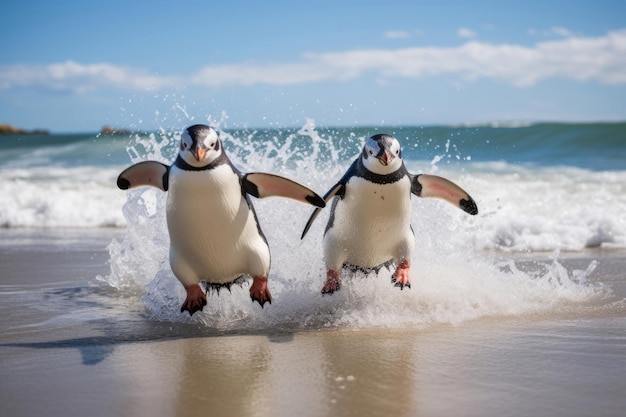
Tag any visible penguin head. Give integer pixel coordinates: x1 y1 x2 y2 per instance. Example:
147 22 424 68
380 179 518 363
361 134 402 174
179 124 222 167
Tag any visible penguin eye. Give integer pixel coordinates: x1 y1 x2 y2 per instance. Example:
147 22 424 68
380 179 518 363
210 142 216 148
180 131 194 151
369 150 374 155
396 149 400 155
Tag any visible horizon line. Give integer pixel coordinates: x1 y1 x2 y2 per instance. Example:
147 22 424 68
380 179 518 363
4 118 626 136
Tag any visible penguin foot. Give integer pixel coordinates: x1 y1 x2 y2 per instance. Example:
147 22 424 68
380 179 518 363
250 276 272 307
321 269 341 295
391 260 411 290
181 284 207 316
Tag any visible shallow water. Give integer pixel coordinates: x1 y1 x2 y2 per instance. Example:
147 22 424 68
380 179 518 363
1 122 625 250
1 120 626 415
0 230 625 417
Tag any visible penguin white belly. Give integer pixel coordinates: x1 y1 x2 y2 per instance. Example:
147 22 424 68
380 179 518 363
166 165 269 286
324 176 413 269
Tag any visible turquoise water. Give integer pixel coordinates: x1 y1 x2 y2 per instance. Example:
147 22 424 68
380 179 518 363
1 122 624 170
0 121 625 252
0 120 622 330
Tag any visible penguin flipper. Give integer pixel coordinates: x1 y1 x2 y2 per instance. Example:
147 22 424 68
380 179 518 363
411 174 478 215
117 161 170 191
301 182 344 239
242 173 325 208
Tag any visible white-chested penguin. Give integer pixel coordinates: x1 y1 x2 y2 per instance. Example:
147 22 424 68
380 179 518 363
301 133 477 294
117 124 325 315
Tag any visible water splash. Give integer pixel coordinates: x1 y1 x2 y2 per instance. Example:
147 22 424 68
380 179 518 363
101 119 611 329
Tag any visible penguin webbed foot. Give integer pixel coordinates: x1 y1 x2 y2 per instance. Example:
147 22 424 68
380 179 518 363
321 270 341 295
250 276 272 307
181 284 207 316
391 275 411 290
391 260 411 290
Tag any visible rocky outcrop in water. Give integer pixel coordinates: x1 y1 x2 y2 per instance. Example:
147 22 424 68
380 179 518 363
0 123 49 135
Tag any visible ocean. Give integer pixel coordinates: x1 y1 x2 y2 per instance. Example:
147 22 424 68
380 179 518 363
1 120 625 248
1 119 624 327
1 121 625 417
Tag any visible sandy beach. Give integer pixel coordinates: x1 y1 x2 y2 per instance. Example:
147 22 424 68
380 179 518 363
1 229 625 417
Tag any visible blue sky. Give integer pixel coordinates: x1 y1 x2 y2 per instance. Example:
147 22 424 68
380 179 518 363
1 0 625 132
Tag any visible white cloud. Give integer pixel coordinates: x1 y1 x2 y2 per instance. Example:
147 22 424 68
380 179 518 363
458 27 477 38
529 26 578 38
550 26 576 38
384 30 411 39
2 30 626 92
0 60 177 93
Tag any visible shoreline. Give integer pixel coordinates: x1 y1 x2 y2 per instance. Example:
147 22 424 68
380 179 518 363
1 228 625 417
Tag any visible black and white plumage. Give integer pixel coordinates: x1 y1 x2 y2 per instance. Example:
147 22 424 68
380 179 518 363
301 134 478 294
117 124 325 315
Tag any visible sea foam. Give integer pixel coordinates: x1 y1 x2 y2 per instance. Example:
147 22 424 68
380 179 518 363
100 121 612 330
0 166 126 228
1 122 624 252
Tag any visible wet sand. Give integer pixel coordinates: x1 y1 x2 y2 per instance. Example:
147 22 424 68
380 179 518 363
1 229 625 417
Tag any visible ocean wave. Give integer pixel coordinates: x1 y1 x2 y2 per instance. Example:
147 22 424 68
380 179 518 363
3 163 623 252
0 166 126 228
1 126 625 253
101 184 610 330
458 163 626 251
82 123 624 328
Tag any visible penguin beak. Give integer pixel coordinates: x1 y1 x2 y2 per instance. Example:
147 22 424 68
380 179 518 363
377 151 392 166
193 147 206 161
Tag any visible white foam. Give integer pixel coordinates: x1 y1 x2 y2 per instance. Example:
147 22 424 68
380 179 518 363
3 123 624 254
110 194 608 330
452 163 626 251
100 126 613 330
0 166 126 228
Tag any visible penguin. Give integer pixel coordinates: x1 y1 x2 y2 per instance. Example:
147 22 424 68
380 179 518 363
301 133 477 294
117 124 325 315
